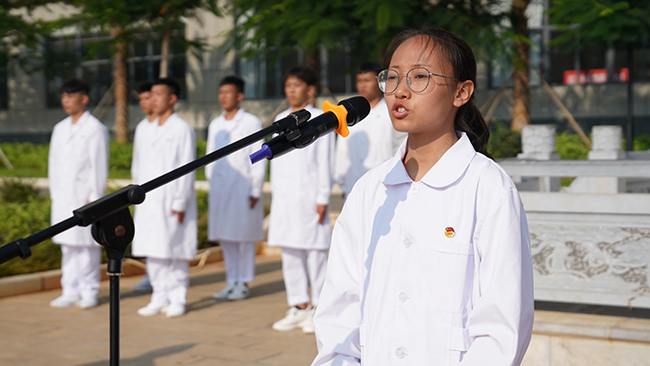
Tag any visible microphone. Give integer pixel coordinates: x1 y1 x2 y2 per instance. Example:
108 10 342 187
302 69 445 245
250 96 370 163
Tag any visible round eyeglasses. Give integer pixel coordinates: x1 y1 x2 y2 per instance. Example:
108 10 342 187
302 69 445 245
375 67 459 94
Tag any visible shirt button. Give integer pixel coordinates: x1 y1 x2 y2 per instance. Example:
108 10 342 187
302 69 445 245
395 347 406 359
403 237 413 248
398 292 408 303
411 183 420 194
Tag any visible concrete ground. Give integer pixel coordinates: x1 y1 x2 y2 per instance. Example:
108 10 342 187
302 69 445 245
0 255 318 366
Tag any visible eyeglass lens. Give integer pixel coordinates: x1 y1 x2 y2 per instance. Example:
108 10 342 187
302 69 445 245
377 68 432 94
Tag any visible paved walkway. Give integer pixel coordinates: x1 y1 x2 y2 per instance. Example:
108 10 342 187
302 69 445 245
0 255 318 366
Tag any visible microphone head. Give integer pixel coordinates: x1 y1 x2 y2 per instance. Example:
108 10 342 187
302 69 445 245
338 96 371 127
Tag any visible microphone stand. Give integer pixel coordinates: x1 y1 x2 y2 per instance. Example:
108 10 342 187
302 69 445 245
0 111 309 366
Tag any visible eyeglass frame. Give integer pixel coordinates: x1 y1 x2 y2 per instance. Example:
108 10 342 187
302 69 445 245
375 67 460 94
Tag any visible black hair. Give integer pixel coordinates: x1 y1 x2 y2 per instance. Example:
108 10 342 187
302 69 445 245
220 75 245 94
285 66 317 87
357 62 383 76
152 78 181 97
60 79 89 95
137 82 153 94
383 28 492 158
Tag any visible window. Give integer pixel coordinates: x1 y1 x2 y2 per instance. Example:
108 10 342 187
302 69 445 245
44 25 186 108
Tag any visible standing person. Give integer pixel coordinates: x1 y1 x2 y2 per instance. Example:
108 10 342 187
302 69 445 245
312 28 534 365
131 81 157 292
334 62 394 199
131 78 198 318
269 67 334 334
207 76 266 300
48 79 108 309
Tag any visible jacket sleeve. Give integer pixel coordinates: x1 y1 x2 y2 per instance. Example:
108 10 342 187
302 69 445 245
204 121 215 181
461 187 534 366
311 188 363 366
315 133 334 205
171 124 196 212
248 117 266 198
87 124 109 202
47 124 60 199
131 123 141 184
334 134 350 193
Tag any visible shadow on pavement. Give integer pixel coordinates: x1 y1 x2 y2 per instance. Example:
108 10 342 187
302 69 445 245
75 343 196 366
186 279 286 313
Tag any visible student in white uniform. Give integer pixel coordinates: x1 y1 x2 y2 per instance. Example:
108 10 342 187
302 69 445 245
269 67 334 334
131 82 156 293
131 78 198 318
335 62 394 199
48 79 109 309
312 28 534 365
207 76 266 301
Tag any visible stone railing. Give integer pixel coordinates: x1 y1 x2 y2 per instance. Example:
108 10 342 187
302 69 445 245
498 125 650 309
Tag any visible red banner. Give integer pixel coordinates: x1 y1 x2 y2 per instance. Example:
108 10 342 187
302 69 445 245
563 68 629 85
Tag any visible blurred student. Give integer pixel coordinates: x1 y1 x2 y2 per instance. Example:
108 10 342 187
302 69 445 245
335 62 394 199
206 76 266 300
130 82 157 292
131 78 198 318
49 79 108 309
268 67 334 334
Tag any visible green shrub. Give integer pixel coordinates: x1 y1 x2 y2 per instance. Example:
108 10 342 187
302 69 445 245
109 141 133 171
0 178 40 203
556 131 589 160
488 120 522 159
633 135 650 151
0 187 60 277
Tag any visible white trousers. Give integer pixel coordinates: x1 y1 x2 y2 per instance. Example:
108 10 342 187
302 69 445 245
60 244 101 299
280 248 328 307
147 258 189 307
221 241 256 285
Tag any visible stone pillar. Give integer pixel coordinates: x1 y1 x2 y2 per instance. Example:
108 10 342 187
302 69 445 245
569 126 625 193
516 125 560 192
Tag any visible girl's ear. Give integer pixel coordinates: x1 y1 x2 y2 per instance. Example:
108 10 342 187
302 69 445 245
453 80 474 108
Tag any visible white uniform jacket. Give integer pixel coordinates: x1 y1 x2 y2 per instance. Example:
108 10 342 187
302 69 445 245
48 111 108 246
267 104 334 250
131 113 198 260
131 117 157 185
205 109 266 242
312 132 534 366
335 98 393 197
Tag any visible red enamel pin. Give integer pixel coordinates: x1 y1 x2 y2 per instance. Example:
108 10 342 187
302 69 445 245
444 227 455 238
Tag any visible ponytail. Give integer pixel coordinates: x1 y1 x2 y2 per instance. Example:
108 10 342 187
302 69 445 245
455 96 492 159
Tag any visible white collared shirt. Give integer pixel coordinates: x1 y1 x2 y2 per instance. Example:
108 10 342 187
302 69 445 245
312 132 534 366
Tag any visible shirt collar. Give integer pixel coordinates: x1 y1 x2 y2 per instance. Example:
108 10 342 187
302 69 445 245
382 131 477 188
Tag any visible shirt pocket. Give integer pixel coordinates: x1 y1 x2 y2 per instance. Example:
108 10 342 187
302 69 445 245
426 241 474 312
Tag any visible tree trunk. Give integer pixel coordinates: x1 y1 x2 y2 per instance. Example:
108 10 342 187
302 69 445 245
112 28 129 143
510 0 531 132
306 51 320 105
159 26 172 78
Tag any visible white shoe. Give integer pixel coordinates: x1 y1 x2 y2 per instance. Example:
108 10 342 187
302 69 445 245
132 276 152 292
272 306 312 332
165 304 186 318
137 302 168 317
77 296 98 309
50 295 80 308
212 283 236 299
300 307 316 334
226 283 250 301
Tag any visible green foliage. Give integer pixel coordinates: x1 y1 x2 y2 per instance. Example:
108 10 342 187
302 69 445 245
227 0 505 65
555 131 589 160
488 120 522 159
548 0 650 50
633 135 650 151
0 178 39 203
0 179 59 278
109 140 133 171
0 142 49 170
197 189 210 249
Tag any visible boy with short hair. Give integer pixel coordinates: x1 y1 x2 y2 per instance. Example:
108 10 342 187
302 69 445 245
131 81 156 292
207 75 266 300
131 78 198 318
268 67 334 334
49 79 109 309
335 62 396 199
